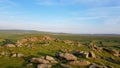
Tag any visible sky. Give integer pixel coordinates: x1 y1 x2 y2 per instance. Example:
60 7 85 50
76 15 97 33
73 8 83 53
0 0 120 34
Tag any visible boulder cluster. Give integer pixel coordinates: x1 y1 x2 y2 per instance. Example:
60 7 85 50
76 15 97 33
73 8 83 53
72 51 96 58
29 52 92 68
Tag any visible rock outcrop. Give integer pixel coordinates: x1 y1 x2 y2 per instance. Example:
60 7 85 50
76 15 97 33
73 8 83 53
72 51 96 58
56 52 77 61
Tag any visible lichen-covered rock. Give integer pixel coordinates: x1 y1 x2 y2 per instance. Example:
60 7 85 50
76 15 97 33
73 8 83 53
45 56 58 64
68 60 91 66
4 44 16 47
37 64 52 68
56 52 77 61
30 58 49 64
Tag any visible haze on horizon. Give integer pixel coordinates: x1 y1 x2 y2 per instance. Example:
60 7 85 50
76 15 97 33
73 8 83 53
0 0 120 34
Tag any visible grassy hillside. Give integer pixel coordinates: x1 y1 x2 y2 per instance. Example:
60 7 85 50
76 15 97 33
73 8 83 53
0 30 120 68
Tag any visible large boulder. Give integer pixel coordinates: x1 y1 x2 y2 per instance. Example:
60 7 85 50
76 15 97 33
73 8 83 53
4 44 16 47
37 64 52 68
30 58 49 64
45 56 58 64
56 52 77 61
68 60 91 66
72 51 96 58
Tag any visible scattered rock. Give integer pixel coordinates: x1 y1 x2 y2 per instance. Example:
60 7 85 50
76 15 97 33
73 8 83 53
11 53 17 57
60 64 72 68
4 44 16 47
45 56 58 64
72 51 96 58
88 43 103 51
79 51 89 58
68 60 91 66
17 53 24 57
74 42 82 46
56 52 77 61
45 56 55 61
11 53 24 58
26 63 33 67
30 58 49 64
89 64 96 68
0 51 8 56
89 51 96 58
37 64 52 68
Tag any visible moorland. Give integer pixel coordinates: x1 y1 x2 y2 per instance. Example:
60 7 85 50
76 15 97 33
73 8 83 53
0 30 120 68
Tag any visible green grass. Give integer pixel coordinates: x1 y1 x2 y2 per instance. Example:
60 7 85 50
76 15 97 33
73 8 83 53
0 33 120 68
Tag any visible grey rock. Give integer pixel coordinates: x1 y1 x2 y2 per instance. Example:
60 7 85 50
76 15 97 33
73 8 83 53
30 58 49 64
56 52 77 61
37 64 52 68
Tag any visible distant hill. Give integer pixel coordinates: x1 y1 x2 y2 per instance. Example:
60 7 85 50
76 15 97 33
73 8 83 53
0 29 120 36
0 30 39 34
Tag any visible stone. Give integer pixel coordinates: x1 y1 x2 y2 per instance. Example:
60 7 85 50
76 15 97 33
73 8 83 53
89 64 96 68
45 56 58 64
60 64 72 68
80 51 89 58
68 60 91 66
45 56 55 61
37 64 52 68
11 53 24 58
30 58 49 64
4 44 16 47
88 43 103 51
17 53 24 58
89 51 96 58
11 54 17 57
56 52 77 61
1 51 8 56
74 42 82 46
26 63 33 67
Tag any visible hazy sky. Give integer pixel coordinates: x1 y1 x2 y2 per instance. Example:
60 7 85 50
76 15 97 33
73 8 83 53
0 0 120 34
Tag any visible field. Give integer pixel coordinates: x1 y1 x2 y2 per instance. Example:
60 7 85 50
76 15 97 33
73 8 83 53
0 30 120 68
